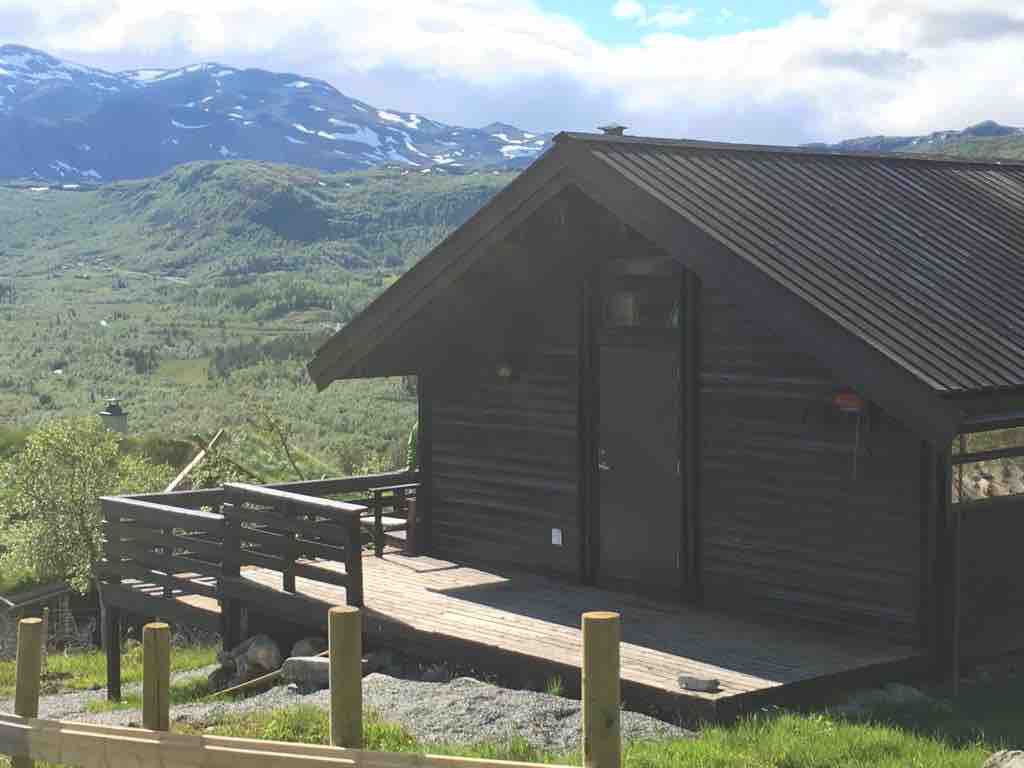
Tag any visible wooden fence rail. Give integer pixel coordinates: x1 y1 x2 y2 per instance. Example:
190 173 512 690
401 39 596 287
0 610 622 768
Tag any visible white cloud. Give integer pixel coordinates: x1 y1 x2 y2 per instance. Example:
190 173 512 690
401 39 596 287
612 1 697 29
5 0 1024 143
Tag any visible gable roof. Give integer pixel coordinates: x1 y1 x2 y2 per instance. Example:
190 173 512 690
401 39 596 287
564 132 1024 394
309 132 1024 442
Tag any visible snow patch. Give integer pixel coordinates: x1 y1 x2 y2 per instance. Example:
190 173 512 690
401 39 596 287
171 119 210 129
215 69 236 77
0 68 11 77
378 110 421 130
499 144 540 159
200 96 214 104
286 80 311 89
218 145 234 157
285 135 306 144
292 122 316 135
82 169 102 179
90 81 119 92
309 105 325 111
327 119 380 148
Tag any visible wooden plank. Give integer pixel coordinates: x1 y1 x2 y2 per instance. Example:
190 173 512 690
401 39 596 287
101 497 225 533
107 542 222 582
225 483 365 519
165 429 225 493
0 714 571 768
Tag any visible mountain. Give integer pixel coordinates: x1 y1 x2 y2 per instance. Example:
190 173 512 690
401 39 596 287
807 120 1024 160
0 44 553 183
0 160 514 279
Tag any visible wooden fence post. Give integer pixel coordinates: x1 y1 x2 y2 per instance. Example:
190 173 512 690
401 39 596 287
329 606 362 748
39 607 48 674
582 611 621 768
142 622 171 732
13 617 43 768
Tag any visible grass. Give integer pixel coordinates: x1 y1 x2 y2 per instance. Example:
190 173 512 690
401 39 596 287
155 357 210 385
84 675 213 714
0 642 218 698
0 670 1020 768
175 703 997 767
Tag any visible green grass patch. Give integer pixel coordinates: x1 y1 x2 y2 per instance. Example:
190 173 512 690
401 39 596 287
85 674 213 714
155 357 210 385
0 643 218 698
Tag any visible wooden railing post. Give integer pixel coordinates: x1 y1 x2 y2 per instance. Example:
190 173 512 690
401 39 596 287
220 501 242 652
345 517 364 607
142 622 171 732
13 617 43 768
329 606 362 748
283 500 297 593
582 611 621 768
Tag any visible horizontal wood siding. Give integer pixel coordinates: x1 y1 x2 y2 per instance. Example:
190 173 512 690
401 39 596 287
431 345 579 575
959 497 1024 656
700 287 921 641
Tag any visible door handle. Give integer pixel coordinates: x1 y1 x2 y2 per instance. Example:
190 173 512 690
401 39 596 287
598 447 611 472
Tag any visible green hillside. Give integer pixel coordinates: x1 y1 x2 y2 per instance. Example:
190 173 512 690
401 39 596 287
913 135 1024 161
0 162 514 476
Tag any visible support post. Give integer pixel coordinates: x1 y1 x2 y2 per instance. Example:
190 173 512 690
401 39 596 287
329 606 362 748
582 611 620 768
14 617 43 768
345 518 364 607
221 504 242 652
142 622 171 732
105 605 122 702
39 607 48 674
404 497 418 556
283 500 297 594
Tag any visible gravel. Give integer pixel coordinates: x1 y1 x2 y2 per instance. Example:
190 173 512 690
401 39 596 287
8 672 691 751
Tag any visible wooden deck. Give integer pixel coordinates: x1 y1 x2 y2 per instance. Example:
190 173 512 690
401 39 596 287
154 549 924 720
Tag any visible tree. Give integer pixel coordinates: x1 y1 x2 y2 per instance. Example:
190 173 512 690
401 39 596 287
0 417 172 594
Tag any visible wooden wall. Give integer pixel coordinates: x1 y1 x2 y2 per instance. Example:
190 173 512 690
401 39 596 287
959 496 1024 657
699 286 923 641
425 197 583 577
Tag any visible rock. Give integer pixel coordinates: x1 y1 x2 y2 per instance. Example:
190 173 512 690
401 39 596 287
207 634 282 692
679 675 719 693
207 665 234 693
281 656 331 691
984 751 1024 768
291 637 327 658
420 663 452 683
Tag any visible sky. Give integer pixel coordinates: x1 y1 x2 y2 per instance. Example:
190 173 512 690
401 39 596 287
3 0 1024 144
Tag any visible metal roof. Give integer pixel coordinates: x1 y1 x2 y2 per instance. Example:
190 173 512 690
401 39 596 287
562 132 1024 394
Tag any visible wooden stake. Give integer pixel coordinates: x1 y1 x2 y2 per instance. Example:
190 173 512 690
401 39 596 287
39 607 48 674
142 622 171 732
329 606 362 748
582 611 620 768
14 617 43 768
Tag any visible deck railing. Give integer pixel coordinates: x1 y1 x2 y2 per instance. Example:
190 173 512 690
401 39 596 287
100 469 418 696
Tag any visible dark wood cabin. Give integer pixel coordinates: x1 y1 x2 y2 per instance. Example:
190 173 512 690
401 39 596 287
308 132 1024 677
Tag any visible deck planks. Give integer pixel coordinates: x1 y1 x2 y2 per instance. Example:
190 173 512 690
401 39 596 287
116 549 922 713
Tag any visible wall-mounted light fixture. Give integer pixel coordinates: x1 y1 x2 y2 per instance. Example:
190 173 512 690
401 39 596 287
496 362 514 380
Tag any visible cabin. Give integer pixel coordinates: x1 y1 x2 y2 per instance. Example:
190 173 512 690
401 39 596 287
102 132 1024 719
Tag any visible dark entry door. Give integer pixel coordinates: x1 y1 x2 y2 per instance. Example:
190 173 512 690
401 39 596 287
598 344 682 591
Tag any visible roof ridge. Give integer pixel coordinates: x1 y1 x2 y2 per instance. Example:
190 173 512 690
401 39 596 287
554 131 1024 169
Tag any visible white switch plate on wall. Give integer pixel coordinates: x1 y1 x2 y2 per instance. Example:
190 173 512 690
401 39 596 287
551 528 563 546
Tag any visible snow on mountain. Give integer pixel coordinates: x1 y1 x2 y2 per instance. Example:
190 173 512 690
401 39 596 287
0 44 554 182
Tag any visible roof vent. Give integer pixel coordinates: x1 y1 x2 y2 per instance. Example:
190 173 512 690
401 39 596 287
598 124 628 136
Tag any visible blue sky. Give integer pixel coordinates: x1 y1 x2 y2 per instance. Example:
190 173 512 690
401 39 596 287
4 1 1024 144
538 1 825 43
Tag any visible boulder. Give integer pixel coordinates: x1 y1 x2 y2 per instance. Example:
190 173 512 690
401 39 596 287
281 656 331 691
984 751 1024 768
291 637 327 658
207 634 282 691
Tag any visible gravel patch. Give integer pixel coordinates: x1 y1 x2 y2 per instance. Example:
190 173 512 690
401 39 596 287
30 672 691 750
